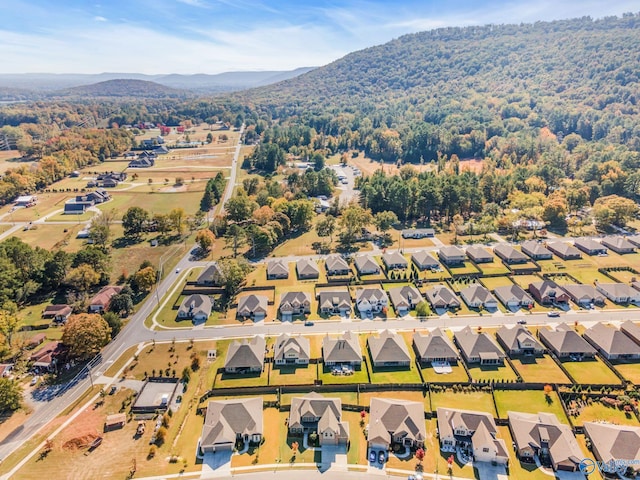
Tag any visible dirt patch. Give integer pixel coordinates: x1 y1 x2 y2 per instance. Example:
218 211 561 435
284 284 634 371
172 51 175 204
62 434 100 451
158 185 187 193
57 403 102 452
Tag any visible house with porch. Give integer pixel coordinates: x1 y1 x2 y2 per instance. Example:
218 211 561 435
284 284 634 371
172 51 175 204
368 398 426 451
493 284 534 310
42 304 72 324
267 259 289 279
388 285 423 316
196 263 224 286
412 328 458 365
296 258 320 279
402 228 434 239
459 285 498 310
325 255 350 276
596 282 640 304
494 244 528 264
322 331 362 367
496 325 544 357
424 285 460 311
288 393 349 446
521 241 553 260
88 285 123 313
382 251 408 270
561 284 605 308
601 236 636 254
621 320 640 346
279 291 311 320
574 238 607 256
177 294 212 322
538 324 596 359
224 337 266 374
237 294 269 321
466 246 494 263
354 254 380 275
454 326 505 365
547 242 582 260
583 323 640 360
438 246 465 266
318 290 351 316
411 250 441 271
274 333 310 365
583 422 640 476
367 330 411 368
529 281 570 305
199 397 263 454
355 287 388 317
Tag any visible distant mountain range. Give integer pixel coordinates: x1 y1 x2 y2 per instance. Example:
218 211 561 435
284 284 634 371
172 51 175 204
0 67 315 99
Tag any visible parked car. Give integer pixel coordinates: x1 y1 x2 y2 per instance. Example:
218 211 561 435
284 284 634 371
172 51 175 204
517 319 527 324
378 451 386 464
175 268 181 273
109 385 117 395
30 376 39 386
547 311 560 317
304 320 314 326
369 450 377 463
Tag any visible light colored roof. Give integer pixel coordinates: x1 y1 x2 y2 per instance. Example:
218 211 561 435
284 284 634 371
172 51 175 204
296 258 320 277
178 294 213 318
494 244 528 262
561 284 604 302
547 241 582 257
42 304 72 316
323 331 362 363
574 238 607 252
496 325 543 352
460 285 497 305
621 320 640 344
369 398 426 447
279 291 311 311
521 240 552 257
439 245 465 258
584 323 640 356
196 263 224 284
388 285 423 309
529 280 567 299
597 282 638 299
539 324 596 356
411 250 439 268
355 287 387 304
493 284 534 304
601 236 636 251
454 326 505 359
367 330 410 364
325 254 349 272
466 246 493 261
583 422 640 466
224 336 266 370
382 251 407 267
274 333 310 362
425 285 460 307
105 413 127 426
318 290 351 310
267 259 289 276
436 407 503 456
237 294 269 315
289 392 342 430
354 254 379 272
201 397 263 449
413 328 458 360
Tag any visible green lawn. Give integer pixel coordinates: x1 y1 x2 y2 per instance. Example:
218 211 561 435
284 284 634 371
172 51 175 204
508 261 540 273
318 364 369 385
562 358 621 385
268 363 318 386
570 402 640 427
280 391 359 407
511 274 543 289
445 260 481 276
477 261 511 276
467 362 518 383
419 362 470 383
494 390 569 422
429 390 496 416
97 190 204 215
510 355 571 384
366 363 422 384
610 361 640 384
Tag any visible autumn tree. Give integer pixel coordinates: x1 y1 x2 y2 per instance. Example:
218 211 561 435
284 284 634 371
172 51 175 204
62 313 111 360
316 215 336 245
131 267 157 292
339 203 373 246
195 229 215 252
0 310 19 348
64 264 101 296
168 208 186 234
122 206 149 239
0 378 22 412
374 210 398 234
593 195 639 230
225 193 257 223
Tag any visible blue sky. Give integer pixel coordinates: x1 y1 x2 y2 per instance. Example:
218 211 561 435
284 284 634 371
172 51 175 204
0 0 637 74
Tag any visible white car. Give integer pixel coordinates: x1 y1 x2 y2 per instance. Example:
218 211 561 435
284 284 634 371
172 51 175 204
175 268 181 274
30 376 39 386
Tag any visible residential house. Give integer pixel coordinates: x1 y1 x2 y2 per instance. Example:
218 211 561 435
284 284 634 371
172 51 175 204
88 285 123 312
521 241 553 260
325 254 350 276
200 397 263 453
508 412 582 472
574 238 608 256
496 325 544 356
494 244 528 264
547 242 582 260
368 398 426 450
318 290 351 316
561 284 605 308
493 284 534 310
177 294 212 322
322 331 362 367
437 407 508 465
236 294 269 321
454 326 505 365
274 333 310 365
438 246 465 266
401 228 434 239
367 330 411 367
412 328 458 365
196 263 224 287
42 304 72 324
266 259 289 279
224 337 265 373
596 282 640 304
355 287 388 317
296 258 320 279
628 235 640 248
621 320 640 346
64 189 111 214
466 246 494 263
424 285 461 311
14 195 37 207
288 393 349 445
388 285 423 315
154 145 170 155
29 341 63 372
279 291 312 320
128 157 155 168
538 324 596 359
583 422 640 475
27 333 46 350
382 251 408 270
411 251 441 271
354 254 380 275
601 236 637 254
459 284 498 310
529 281 570 305
583 323 640 360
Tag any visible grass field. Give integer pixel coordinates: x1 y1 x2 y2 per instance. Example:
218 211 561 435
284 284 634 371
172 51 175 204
610 361 640 384
480 276 515 291
268 363 318 386
445 260 481 276
493 390 569 422
11 223 88 252
510 355 571 384
96 191 204 215
570 402 640 427
429 390 496 416
511 274 543 289
477 261 511 276
562 357 621 385
318 364 369 385
467 362 518 382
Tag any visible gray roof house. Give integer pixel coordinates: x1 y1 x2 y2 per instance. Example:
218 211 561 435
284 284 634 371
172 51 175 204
368 398 426 450
459 285 498 310
325 255 350 276
574 238 607 256
621 320 640 346
538 324 596 359
424 285 461 311
561 284 605 307
237 294 269 321
296 258 320 279
177 294 213 322
438 246 465 266
493 284 534 310
388 285 423 315
355 287 388 317
547 242 582 260
411 250 441 271
402 228 434 239
200 397 263 453
288 393 349 446
529 280 570 305
267 259 289 279
601 236 636 254
279 291 312 320
274 333 311 365
354 254 380 275
454 326 505 365
583 422 640 475
494 244 528 264
466 246 494 263
224 337 266 373
196 263 224 286
583 323 640 360
322 331 362 366
382 251 408 270
628 235 640 248
412 328 458 364
437 407 508 465
508 411 582 472
521 241 553 260
367 330 411 367
596 282 640 304
496 325 544 356
318 290 351 316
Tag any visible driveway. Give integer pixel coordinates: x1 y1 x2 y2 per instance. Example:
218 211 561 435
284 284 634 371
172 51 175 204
201 450 232 478
320 444 347 467
474 462 508 480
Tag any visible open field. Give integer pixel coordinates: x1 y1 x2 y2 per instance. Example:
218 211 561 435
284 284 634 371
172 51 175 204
96 191 204 216
445 260 481 276
318 364 369 385
10 223 88 252
511 274 543 289
510 355 571 384
493 390 569 422
561 357 621 385
0 192 69 222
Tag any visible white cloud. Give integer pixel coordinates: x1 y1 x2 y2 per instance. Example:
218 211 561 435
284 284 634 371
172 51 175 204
176 0 209 7
94 16 108 22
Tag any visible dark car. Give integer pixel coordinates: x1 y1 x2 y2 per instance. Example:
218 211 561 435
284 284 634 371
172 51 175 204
378 451 386 464
369 450 377 463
